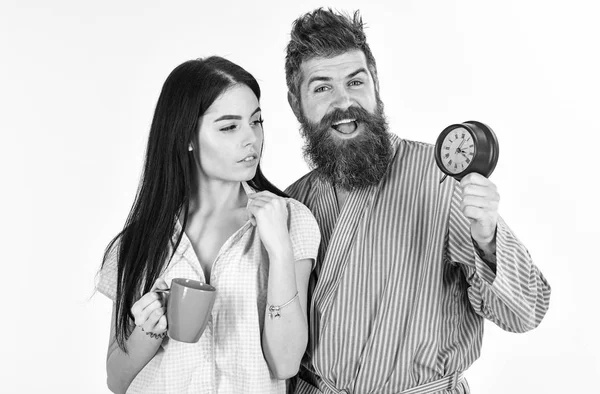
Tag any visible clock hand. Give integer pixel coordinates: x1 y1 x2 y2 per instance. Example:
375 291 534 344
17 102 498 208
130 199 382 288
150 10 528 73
455 138 467 154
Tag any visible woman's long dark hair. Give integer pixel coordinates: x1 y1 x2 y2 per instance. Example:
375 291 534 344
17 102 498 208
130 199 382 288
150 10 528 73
102 56 286 352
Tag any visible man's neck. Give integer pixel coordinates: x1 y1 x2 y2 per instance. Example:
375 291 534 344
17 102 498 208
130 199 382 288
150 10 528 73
334 185 350 212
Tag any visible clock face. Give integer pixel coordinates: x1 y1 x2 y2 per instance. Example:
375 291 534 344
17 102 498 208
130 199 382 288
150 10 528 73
440 127 475 174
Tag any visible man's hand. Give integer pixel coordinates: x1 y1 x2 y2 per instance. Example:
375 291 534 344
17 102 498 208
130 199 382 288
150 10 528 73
459 173 500 250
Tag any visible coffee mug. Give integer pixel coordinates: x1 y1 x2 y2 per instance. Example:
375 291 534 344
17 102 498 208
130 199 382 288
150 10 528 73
156 278 217 343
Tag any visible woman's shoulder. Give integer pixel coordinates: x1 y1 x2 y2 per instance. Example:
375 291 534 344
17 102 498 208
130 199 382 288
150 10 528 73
96 237 121 300
285 198 320 239
285 198 317 224
284 198 321 262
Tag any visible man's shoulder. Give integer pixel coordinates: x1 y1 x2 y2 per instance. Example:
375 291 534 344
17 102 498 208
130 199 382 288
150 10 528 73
285 171 319 205
391 136 437 168
396 137 435 155
386 136 447 186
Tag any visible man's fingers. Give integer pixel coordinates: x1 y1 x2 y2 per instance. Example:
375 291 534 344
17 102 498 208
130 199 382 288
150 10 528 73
462 206 486 221
460 173 492 187
461 195 499 210
461 184 495 198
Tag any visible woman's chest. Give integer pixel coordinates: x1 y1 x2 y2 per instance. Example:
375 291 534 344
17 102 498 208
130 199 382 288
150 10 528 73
185 211 249 281
167 223 269 292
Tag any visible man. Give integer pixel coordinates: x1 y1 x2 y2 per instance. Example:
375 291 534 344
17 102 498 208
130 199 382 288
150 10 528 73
283 8 551 394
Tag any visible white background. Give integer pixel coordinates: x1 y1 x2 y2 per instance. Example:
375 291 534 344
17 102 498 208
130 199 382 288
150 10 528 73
2 0 598 392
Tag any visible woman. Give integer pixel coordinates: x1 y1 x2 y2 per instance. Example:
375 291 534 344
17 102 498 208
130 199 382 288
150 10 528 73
96 56 320 393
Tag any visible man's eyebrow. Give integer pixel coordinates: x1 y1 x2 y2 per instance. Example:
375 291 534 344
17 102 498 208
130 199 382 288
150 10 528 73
214 107 261 122
347 68 369 79
307 68 369 86
307 75 332 86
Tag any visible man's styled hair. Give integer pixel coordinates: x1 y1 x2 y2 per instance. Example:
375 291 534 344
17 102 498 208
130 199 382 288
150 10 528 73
285 8 379 100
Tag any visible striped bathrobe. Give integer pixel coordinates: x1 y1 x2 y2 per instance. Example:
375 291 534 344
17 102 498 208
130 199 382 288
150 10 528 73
285 133 551 394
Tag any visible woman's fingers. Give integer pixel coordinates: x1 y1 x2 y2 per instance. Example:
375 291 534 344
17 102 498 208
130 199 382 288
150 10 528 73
151 278 169 292
131 292 160 320
131 278 169 318
247 191 276 199
134 299 163 326
130 278 170 333
247 196 272 209
154 314 168 332
141 306 167 333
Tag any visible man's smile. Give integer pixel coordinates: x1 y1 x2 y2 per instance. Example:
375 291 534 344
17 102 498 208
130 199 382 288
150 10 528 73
331 118 360 138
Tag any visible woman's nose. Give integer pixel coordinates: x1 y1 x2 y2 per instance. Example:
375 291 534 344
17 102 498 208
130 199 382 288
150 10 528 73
242 123 260 146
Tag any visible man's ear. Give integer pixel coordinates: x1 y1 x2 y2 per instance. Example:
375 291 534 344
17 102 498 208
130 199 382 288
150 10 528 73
374 78 381 98
287 91 302 121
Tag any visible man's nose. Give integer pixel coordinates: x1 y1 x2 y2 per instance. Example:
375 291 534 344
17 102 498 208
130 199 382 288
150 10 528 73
332 87 353 110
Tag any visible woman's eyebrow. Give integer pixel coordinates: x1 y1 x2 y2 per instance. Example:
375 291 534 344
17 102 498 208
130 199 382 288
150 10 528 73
214 107 261 122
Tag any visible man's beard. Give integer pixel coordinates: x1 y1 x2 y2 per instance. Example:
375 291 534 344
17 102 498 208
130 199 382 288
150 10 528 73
298 102 393 191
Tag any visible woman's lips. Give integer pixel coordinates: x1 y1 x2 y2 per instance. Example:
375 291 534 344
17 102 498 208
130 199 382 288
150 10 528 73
238 153 258 164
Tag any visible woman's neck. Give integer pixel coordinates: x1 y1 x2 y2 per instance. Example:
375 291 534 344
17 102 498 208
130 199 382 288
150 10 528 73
188 178 247 217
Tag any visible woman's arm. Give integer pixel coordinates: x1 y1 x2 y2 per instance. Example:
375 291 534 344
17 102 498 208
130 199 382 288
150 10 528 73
247 192 313 379
261 247 312 379
106 280 168 393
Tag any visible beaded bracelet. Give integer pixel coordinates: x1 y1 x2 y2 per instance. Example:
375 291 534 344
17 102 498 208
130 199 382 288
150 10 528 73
267 292 299 319
141 327 167 340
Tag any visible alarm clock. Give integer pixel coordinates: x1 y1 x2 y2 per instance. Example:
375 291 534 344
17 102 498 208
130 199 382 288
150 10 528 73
434 120 499 182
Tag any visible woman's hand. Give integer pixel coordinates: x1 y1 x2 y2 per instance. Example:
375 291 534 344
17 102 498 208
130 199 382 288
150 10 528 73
247 191 291 257
130 278 169 336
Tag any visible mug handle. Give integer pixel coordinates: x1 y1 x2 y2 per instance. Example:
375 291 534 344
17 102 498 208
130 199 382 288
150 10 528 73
154 288 171 307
